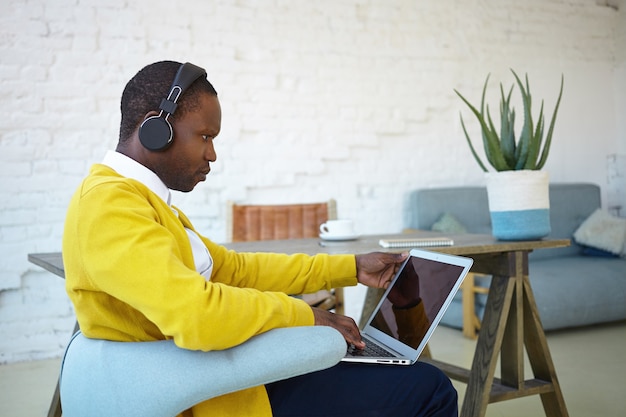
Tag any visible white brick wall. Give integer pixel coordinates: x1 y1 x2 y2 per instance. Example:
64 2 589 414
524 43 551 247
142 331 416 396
1 0 624 363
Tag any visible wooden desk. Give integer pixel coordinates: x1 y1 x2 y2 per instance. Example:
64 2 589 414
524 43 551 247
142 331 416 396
225 232 571 417
29 231 570 417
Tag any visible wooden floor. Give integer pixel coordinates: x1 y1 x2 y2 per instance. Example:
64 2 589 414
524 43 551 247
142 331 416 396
1 320 624 417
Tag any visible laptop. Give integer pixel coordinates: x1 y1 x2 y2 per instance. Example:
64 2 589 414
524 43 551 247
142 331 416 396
342 248 473 365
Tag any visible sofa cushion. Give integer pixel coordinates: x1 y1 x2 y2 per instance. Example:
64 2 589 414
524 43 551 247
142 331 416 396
533 183 602 260
573 208 626 255
527 256 626 329
431 212 468 234
408 186 491 235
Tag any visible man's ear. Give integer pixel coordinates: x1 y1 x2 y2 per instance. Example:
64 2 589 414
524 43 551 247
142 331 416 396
142 110 160 121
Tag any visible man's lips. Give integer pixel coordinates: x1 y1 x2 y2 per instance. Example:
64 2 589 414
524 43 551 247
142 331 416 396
199 168 211 180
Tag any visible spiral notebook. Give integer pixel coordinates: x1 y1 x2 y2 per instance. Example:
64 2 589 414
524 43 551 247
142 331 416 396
378 237 454 248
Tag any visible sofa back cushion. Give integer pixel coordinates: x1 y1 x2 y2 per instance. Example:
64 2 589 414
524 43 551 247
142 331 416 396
407 183 601 259
407 186 491 234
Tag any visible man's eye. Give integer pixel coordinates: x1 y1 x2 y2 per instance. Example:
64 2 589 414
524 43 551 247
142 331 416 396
201 135 210 142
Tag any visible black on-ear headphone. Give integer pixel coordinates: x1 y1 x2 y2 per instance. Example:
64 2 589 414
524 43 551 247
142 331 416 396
138 62 207 151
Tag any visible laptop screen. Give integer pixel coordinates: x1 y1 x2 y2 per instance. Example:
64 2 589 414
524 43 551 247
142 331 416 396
368 255 466 349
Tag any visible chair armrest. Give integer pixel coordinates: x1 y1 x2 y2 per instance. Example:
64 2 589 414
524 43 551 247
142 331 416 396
60 326 346 417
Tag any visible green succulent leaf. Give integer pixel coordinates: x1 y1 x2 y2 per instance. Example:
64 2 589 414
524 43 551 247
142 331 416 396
459 115 489 172
455 70 564 172
536 74 564 170
525 101 545 170
511 70 534 170
485 105 511 170
499 84 516 168
455 85 510 171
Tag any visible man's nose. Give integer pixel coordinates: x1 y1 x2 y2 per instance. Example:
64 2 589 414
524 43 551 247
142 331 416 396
205 139 217 162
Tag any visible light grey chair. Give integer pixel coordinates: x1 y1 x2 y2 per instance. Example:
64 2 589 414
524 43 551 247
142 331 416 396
59 326 346 417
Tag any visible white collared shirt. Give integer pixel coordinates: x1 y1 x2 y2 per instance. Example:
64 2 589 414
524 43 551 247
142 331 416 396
102 151 214 280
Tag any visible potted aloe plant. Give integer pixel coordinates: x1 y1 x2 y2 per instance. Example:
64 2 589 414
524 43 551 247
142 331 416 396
454 70 564 240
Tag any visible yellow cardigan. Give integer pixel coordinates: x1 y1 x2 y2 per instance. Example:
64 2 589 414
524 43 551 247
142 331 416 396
62 164 358 417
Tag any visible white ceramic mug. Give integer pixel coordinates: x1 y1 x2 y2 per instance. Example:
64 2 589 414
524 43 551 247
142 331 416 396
319 219 355 237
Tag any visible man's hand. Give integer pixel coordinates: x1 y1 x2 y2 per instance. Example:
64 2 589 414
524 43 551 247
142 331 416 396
355 252 409 289
312 307 365 349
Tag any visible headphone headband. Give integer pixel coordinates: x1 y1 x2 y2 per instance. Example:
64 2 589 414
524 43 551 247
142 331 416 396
158 63 207 118
139 62 207 151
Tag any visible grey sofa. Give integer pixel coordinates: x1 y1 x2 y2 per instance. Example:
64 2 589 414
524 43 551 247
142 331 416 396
407 183 626 331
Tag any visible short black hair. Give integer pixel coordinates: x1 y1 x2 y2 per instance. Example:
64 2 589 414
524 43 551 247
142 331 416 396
119 60 218 143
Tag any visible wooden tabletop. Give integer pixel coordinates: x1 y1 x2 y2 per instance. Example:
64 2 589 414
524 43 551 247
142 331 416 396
225 231 570 256
28 252 65 278
27 231 570 278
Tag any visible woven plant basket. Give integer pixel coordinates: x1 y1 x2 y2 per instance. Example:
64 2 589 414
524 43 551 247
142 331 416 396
485 170 551 241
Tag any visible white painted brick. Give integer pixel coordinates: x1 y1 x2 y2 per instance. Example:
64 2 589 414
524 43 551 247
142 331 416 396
0 209 37 226
0 128 51 148
2 18 48 40
0 225 32 242
0 272 21 291
19 65 48 82
0 162 32 176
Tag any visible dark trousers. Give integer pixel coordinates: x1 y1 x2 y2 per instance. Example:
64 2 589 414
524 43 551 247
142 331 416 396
267 361 458 417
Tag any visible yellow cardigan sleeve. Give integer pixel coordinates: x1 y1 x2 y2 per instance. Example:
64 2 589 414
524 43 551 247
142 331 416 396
63 165 357 351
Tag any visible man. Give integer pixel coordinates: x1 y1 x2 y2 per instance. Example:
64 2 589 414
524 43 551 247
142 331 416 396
62 60 458 417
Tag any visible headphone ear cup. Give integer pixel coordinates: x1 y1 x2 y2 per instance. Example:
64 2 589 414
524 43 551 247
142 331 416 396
139 116 173 151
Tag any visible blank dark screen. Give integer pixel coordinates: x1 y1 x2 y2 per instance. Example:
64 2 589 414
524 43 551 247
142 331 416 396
369 256 464 349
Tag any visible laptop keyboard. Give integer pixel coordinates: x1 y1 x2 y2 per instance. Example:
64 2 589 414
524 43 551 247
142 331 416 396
346 340 395 358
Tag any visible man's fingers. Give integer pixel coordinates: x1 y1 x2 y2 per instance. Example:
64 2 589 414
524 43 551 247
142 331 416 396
312 307 363 348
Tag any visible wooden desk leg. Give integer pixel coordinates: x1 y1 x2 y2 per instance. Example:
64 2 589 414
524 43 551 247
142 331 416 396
522 276 569 416
500 252 525 390
460 251 569 417
460 272 516 417
47 382 62 417
48 321 80 417
461 274 478 339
